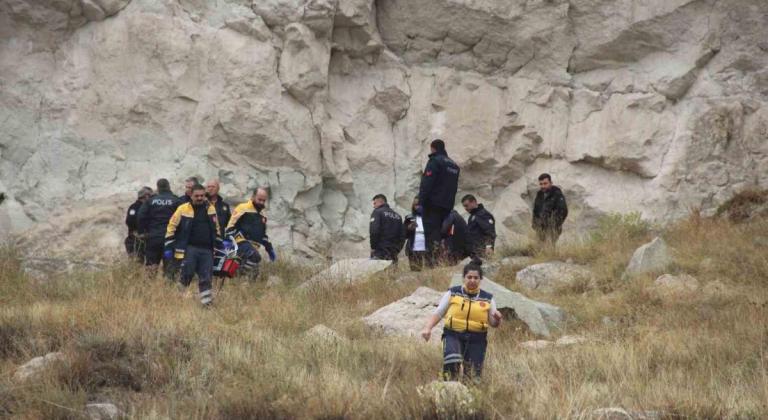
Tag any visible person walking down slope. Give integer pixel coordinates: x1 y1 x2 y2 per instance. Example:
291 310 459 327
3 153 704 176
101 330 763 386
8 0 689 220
404 198 428 271
125 186 153 261
462 194 497 260
421 261 502 382
137 179 180 277
226 187 276 279
417 139 460 267
532 173 568 247
165 184 223 307
369 194 405 263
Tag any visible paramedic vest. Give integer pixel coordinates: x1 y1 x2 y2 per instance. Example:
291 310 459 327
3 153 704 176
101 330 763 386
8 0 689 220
443 285 493 333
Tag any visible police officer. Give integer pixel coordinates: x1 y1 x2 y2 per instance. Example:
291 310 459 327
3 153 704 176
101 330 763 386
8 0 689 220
226 187 276 279
137 178 180 276
206 179 231 230
179 177 199 204
369 194 405 262
440 209 471 265
165 184 223 307
532 173 568 247
125 186 153 261
416 139 460 267
462 194 497 259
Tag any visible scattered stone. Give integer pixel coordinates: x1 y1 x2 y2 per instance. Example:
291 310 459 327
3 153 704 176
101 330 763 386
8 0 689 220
555 335 588 346
13 352 66 382
653 273 699 293
302 258 392 288
622 237 673 280
362 287 444 341
516 262 593 292
589 407 662 420
520 335 588 350
305 324 347 343
417 381 476 417
85 403 123 420
450 273 566 337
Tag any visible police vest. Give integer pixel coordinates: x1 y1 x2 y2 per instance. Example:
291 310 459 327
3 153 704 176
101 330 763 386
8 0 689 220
443 285 493 333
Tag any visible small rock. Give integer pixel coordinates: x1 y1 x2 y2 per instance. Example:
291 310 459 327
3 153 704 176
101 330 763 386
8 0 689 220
85 403 123 420
13 352 66 382
516 262 593 292
520 340 553 350
653 273 699 292
622 237 673 280
555 335 588 346
418 381 476 417
590 407 662 420
305 324 347 343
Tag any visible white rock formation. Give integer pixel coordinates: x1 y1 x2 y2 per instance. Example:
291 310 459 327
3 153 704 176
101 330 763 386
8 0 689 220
623 237 673 280
301 258 391 287
13 352 67 382
516 262 593 292
362 286 443 341
1 0 767 260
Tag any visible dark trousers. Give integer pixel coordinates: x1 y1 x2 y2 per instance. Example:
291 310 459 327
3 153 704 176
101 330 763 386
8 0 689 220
180 246 214 305
535 224 562 246
124 234 145 262
372 248 399 263
144 237 177 280
442 330 488 382
422 206 451 267
407 251 427 271
237 240 262 279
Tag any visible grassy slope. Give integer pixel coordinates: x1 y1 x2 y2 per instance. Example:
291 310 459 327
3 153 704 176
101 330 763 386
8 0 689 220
1 214 767 419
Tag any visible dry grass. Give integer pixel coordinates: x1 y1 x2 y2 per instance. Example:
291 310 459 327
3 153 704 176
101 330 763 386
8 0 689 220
1 214 768 419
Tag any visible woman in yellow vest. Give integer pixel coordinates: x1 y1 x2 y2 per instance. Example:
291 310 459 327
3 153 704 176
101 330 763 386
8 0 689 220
421 262 502 381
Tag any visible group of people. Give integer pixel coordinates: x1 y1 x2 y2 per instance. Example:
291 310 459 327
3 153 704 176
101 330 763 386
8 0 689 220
368 139 569 270
124 177 275 306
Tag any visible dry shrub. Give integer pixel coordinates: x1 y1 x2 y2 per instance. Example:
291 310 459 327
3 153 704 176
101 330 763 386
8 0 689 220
715 189 768 223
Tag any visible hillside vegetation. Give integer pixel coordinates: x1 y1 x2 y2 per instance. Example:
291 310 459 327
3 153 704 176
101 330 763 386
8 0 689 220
1 210 767 419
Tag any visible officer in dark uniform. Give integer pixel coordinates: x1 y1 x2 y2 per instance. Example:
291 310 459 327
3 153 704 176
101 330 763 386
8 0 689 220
532 173 568 246
206 179 231 230
125 186 153 261
179 177 198 204
417 139 460 267
226 187 276 279
137 178 181 276
461 194 497 259
440 209 471 265
369 194 405 262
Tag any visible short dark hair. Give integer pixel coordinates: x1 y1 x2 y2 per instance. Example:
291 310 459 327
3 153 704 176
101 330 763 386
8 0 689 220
252 187 269 196
463 261 483 278
430 139 446 152
191 184 205 192
538 173 552 182
461 194 477 204
185 176 199 184
372 194 387 203
157 178 171 192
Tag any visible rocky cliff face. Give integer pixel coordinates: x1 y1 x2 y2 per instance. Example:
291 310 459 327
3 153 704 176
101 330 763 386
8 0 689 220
1 0 767 258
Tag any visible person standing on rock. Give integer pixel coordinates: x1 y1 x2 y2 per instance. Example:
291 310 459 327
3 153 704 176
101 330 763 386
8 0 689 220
416 139 460 267
205 179 231 230
462 194 496 260
421 261 502 382
125 186 153 262
440 209 471 265
404 197 428 271
165 184 223 307
369 194 405 262
532 173 568 247
226 187 276 279
137 179 181 277
179 177 199 204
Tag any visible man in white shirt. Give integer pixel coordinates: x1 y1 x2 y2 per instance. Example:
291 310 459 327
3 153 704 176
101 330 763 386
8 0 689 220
404 198 428 271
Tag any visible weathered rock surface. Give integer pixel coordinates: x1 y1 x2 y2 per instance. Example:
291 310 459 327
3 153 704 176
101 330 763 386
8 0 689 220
302 258 391 287
653 273 700 293
623 238 673 280
85 403 123 420
450 273 566 337
362 286 443 341
516 262 593 292
2 0 768 260
13 352 67 382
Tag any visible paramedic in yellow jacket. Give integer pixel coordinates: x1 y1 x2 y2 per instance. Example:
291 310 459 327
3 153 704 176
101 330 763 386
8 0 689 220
165 185 223 306
421 262 502 381
225 187 276 279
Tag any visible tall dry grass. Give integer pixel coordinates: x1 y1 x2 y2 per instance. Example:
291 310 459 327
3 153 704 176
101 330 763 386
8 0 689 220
1 213 767 419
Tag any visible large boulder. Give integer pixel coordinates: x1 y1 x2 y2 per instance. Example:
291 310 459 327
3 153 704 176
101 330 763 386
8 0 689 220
622 237 673 280
515 262 593 292
450 274 566 337
362 287 444 341
302 258 392 288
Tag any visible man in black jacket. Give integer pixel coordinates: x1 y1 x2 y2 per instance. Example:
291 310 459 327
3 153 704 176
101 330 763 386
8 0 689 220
370 194 405 262
226 187 276 279
125 186 153 261
462 194 497 259
179 176 199 204
532 173 568 246
440 210 471 265
417 139 460 266
404 197 428 271
137 179 181 276
205 179 231 230
165 184 223 306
